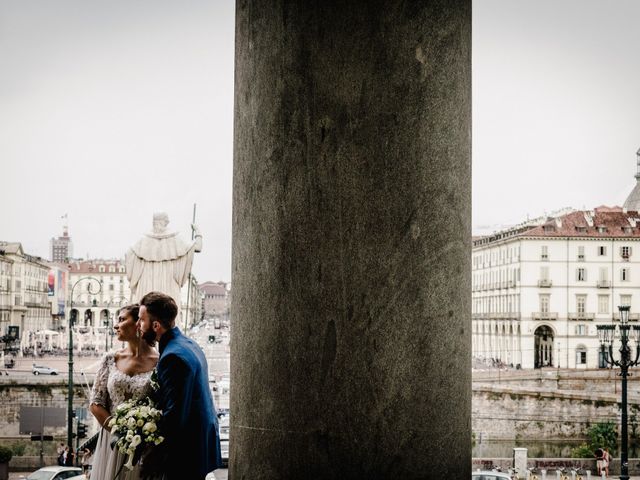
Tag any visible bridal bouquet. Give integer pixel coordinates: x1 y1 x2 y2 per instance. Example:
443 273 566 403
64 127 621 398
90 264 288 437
109 396 164 475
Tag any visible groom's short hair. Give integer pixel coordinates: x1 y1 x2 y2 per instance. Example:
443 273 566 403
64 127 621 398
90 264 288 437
140 291 178 329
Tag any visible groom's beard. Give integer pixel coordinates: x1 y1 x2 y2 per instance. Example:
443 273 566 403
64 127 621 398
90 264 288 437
141 328 157 347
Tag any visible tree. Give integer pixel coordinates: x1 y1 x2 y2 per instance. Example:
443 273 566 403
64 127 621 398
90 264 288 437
571 422 618 458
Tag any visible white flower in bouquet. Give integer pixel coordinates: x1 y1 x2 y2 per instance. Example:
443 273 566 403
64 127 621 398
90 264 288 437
109 396 164 479
142 421 157 434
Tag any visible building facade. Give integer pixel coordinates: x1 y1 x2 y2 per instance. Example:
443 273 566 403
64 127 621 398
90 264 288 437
472 206 640 369
200 281 229 319
66 259 130 351
0 242 52 351
50 225 73 263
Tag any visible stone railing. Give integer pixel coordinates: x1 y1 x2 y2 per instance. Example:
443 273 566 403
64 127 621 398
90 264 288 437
567 312 595 321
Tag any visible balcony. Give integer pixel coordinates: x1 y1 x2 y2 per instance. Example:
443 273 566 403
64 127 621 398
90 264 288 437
507 280 516 288
613 312 640 321
577 254 585 262
531 312 558 320
537 279 553 288
597 280 611 288
568 312 595 321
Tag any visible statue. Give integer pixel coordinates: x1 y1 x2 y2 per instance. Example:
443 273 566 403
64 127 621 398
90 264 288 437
125 212 202 305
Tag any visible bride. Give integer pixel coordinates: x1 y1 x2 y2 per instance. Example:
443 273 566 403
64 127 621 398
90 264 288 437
89 303 159 480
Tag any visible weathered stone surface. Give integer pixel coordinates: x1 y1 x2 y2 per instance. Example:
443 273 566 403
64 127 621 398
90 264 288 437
232 0 471 478
0 382 89 437
473 385 627 440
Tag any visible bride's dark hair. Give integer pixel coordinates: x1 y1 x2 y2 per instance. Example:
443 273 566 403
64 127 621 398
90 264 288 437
119 303 140 321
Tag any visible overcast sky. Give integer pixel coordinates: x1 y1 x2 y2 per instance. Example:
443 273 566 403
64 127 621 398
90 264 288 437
1 1 639 281
473 0 640 233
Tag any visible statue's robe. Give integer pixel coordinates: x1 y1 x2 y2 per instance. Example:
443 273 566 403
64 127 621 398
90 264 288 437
125 231 196 305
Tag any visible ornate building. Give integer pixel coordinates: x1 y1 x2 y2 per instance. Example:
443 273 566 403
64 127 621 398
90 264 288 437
0 242 51 350
200 281 229 319
472 206 640 369
50 223 73 263
66 259 129 351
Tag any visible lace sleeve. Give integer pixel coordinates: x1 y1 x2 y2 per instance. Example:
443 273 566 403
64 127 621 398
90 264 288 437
90 354 112 411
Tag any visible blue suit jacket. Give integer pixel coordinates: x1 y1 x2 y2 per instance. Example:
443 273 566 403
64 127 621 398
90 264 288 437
155 327 221 479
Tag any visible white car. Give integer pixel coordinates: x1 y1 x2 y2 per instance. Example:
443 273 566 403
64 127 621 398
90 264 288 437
32 364 59 375
25 466 85 480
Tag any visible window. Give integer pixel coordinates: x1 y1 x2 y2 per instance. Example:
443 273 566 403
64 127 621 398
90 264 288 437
599 267 608 282
577 268 586 282
541 245 548 260
621 268 630 282
539 294 550 313
598 245 607 256
575 345 587 365
576 295 586 314
575 325 587 336
540 266 549 280
598 295 609 315
99 265 105 273
620 295 632 308
577 245 585 261
621 246 632 259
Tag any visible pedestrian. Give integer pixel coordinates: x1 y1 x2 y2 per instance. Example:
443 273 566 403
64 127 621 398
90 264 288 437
595 448 605 476
63 446 74 467
81 447 93 476
603 448 610 477
56 443 65 466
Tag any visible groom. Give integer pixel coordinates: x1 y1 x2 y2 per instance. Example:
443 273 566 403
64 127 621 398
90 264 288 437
137 291 222 479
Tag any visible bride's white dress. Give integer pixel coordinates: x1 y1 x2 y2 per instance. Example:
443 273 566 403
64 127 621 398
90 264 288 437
90 353 155 480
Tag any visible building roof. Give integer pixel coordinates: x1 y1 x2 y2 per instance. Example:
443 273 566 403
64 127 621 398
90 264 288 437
199 281 227 295
0 242 23 255
523 206 640 238
68 259 126 274
474 206 640 247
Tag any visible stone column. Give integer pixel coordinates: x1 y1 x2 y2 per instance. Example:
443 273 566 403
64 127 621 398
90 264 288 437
232 1 471 478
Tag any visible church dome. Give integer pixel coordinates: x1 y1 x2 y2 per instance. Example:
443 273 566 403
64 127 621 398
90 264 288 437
623 148 640 212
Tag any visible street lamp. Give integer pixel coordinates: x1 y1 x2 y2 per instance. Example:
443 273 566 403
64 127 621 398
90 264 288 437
67 276 102 448
596 305 640 480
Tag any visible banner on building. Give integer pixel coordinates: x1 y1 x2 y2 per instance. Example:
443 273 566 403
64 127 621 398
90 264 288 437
56 270 66 316
47 271 55 296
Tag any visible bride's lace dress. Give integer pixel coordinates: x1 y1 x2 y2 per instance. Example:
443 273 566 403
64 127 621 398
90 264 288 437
90 353 155 480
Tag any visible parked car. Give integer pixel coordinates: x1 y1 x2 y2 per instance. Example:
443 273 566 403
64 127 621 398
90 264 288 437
472 470 512 480
25 465 84 480
32 364 59 375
